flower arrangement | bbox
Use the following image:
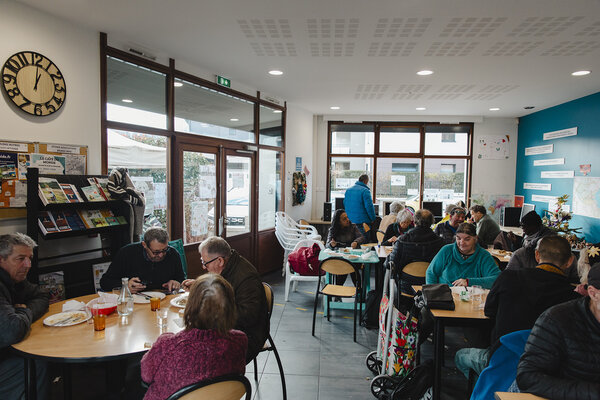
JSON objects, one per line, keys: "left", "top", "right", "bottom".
{"left": 542, "top": 194, "right": 585, "bottom": 247}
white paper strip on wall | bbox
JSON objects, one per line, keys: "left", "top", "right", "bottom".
{"left": 0, "top": 141, "right": 28, "bottom": 152}
{"left": 531, "top": 194, "right": 557, "bottom": 203}
{"left": 543, "top": 127, "right": 577, "bottom": 141}
{"left": 524, "top": 182, "right": 552, "bottom": 190}
{"left": 46, "top": 144, "right": 81, "bottom": 154}
{"left": 540, "top": 171, "right": 575, "bottom": 179}
{"left": 525, "top": 144, "right": 553, "bottom": 156}
{"left": 533, "top": 158, "right": 565, "bottom": 166}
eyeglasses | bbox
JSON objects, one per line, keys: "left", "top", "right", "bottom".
{"left": 149, "top": 247, "right": 169, "bottom": 256}
{"left": 201, "top": 256, "right": 221, "bottom": 267}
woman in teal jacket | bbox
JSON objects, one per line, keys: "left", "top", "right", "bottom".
{"left": 426, "top": 223, "right": 500, "bottom": 289}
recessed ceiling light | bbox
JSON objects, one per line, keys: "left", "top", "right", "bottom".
{"left": 330, "top": 106, "right": 340, "bottom": 110}
{"left": 415, "top": 107, "right": 426, "bottom": 111}
{"left": 230, "top": 118, "right": 239, "bottom": 122}
{"left": 571, "top": 70, "right": 591, "bottom": 76}
{"left": 174, "top": 82, "right": 183, "bottom": 87}
{"left": 268, "top": 70, "right": 283, "bottom": 76}
{"left": 273, "top": 110, "right": 282, "bottom": 114}
{"left": 489, "top": 107, "right": 500, "bottom": 111}
{"left": 417, "top": 70, "right": 433, "bottom": 76}
{"left": 122, "top": 99, "right": 133, "bottom": 103}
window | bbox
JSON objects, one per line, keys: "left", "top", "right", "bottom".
{"left": 328, "top": 122, "right": 472, "bottom": 210}
{"left": 106, "top": 57, "right": 167, "bottom": 129}
{"left": 259, "top": 105, "right": 284, "bottom": 147}
{"left": 258, "top": 149, "right": 282, "bottom": 230}
{"left": 174, "top": 78, "right": 255, "bottom": 143}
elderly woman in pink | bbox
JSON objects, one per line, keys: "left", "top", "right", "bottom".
{"left": 141, "top": 273, "right": 247, "bottom": 400}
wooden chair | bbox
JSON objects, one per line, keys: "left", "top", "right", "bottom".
{"left": 251, "top": 283, "right": 287, "bottom": 400}
{"left": 165, "top": 374, "right": 251, "bottom": 400}
{"left": 399, "top": 261, "right": 429, "bottom": 296}
{"left": 376, "top": 231, "right": 385, "bottom": 245}
{"left": 312, "top": 258, "right": 361, "bottom": 342}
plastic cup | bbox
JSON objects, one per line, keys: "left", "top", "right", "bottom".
{"left": 471, "top": 285, "right": 483, "bottom": 304}
{"left": 156, "top": 308, "right": 169, "bottom": 328}
{"left": 92, "top": 305, "right": 106, "bottom": 331}
{"left": 150, "top": 297, "right": 161, "bottom": 311}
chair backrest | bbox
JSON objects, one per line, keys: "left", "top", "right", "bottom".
{"left": 292, "top": 239, "right": 325, "bottom": 252}
{"left": 167, "top": 374, "right": 251, "bottom": 400}
{"left": 168, "top": 239, "right": 188, "bottom": 279}
{"left": 262, "top": 282, "right": 274, "bottom": 317}
{"left": 320, "top": 258, "right": 356, "bottom": 276}
{"left": 376, "top": 231, "right": 385, "bottom": 244}
{"left": 402, "top": 261, "right": 429, "bottom": 278}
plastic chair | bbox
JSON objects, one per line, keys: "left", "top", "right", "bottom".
{"left": 168, "top": 239, "right": 188, "bottom": 279}
{"left": 285, "top": 239, "right": 325, "bottom": 301}
{"left": 165, "top": 374, "right": 251, "bottom": 400}
{"left": 312, "top": 258, "right": 361, "bottom": 342}
{"left": 252, "top": 283, "right": 287, "bottom": 400}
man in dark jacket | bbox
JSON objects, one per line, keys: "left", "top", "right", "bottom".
{"left": 434, "top": 206, "right": 466, "bottom": 244}
{"left": 0, "top": 233, "right": 49, "bottom": 399}
{"left": 455, "top": 235, "right": 581, "bottom": 379}
{"left": 100, "top": 227, "right": 184, "bottom": 293}
{"left": 183, "top": 236, "right": 268, "bottom": 363}
{"left": 469, "top": 204, "right": 500, "bottom": 248}
{"left": 517, "top": 263, "right": 600, "bottom": 399}
{"left": 386, "top": 209, "right": 444, "bottom": 294}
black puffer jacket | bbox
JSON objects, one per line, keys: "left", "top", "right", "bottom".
{"left": 517, "top": 297, "right": 600, "bottom": 399}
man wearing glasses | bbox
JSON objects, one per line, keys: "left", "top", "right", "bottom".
{"left": 100, "top": 227, "right": 184, "bottom": 293}
{"left": 182, "top": 236, "right": 268, "bottom": 363}
{"left": 434, "top": 206, "right": 466, "bottom": 244}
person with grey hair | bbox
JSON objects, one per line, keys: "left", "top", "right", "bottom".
{"left": 381, "top": 208, "right": 413, "bottom": 246}
{"left": 181, "top": 236, "right": 268, "bottom": 363}
{"left": 434, "top": 206, "right": 466, "bottom": 244}
{"left": 0, "top": 233, "right": 49, "bottom": 400}
{"left": 343, "top": 173, "right": 376, "bottom": 240}
{"left": 100, "top": 227, "right": 184, "bottom": 293}
{"left": 469, "top": 204, "right": 501, "bottom": 248}
{"left": 379, "top": 200, "right": 405, "bottom": 234}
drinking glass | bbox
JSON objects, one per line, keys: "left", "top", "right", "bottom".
{"left": 471, "top": 285, "right": 483, "bottom": 304}
{"left": 91, "top": 304, "right": 106, "bottom": 331}
{"left": 150, "top": 297, "right": 161, "bottom": 311}
{"left": 156, "top": 308, "right": 169, "bottom": 328}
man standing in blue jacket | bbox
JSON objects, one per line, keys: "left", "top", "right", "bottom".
{"left": 343, "top": 174, "right": 376, "bottom": 240}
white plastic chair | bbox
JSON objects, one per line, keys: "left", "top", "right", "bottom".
{"left": 275, "top": 212, "right": 321, "bottom": 240}
{"left": 285, "top": 239, "right": 325, "bottom": 302}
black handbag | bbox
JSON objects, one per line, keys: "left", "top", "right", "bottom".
{"left": 422, "top": 283, "right": 455, "bottom": 310}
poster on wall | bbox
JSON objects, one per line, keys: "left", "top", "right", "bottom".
{"left": 0, "top": 153, "right": 17, "bottom": 180}
{"left": 64, "top": 154, "right": 87, "bottom": 175}
{"left": 470, "top": 193, "right": 513, "bottom": 223}
{"left": 190, "top": 201, "right": 208, "bottom": 236}
{"left": 30, "top": 153, "right": 66, "bottom": 174}
{"left": 533, "top": 158, "right": 564, "bottom": 166}
{"left": 543, "top": 127, "right": 577, "bottom": 141}
{"left": 540, "top": 170, "right": 574, "bottom": 179}
{"left": 525, "top": 144, "right": 553, "bottom": 156}
{"left": 524, "top": 182, "right": 551, "bottom": 191}
{"left": 475, "top": 135, "right": 510, "bottom": 159}
{"left": 572, "top": 176, "right": 600, "bottom": 219}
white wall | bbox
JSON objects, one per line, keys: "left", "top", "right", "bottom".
{"left": 311, "top": 115, "right": 519, "bottom": 220}
{"left": 284, "top": 105, "right": 314, "bottom": 220}
{"left": 0, "top": 1, "right": 100, "bottom": 235}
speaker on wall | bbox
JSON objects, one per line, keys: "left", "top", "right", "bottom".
{"left": 334, "top": 197, "right": 345, "bottom": 212}
{"left": 323, "top": 202, "right": 332, "bottom": 221}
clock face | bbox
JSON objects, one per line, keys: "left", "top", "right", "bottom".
{"left": 2, "top": 51, "right": 66, "bottom": 116}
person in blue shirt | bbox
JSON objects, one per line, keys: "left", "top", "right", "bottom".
{"left": 343, "top": 174, "right": 376, "bottom": 240}
{"left": 426, "top": 222, "right": 500, "bottom": 289}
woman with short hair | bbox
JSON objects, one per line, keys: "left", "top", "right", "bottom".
{"left": 381, "top": 209, "right": 414, "bottom": 246}
{"left": 141, "top": 273, "right": 247, "bottom": 400}
{"left": 379, "top": 201, "right": 405, "bottom": 234}
{"left": 426, "top": 222, "right": 500, "bottom": 289}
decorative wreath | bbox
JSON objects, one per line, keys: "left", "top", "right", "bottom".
{"left": 292, "top": 172, "right": 307, "bottom": 206}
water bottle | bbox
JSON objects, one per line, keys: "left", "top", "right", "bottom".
{"left": 117, "top": 277, "right": 134, "bottom": 316}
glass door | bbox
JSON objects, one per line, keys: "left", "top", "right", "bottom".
{"left": 180, "top": 145, "right": 219, "bottom": 244}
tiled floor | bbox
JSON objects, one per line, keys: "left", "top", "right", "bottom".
{"left": 51, "top": 269, "right": 471, "bottom": 399}
{"left": 250, "top": 270, "right": 471, "bottom": 400}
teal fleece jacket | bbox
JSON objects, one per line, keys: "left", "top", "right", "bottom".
{"left": 426, "top": 243, "right": 500, "bottom": 289}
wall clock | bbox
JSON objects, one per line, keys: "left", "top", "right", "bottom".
{"left": 2, "top": 51, "right": 66, "bottom": 116}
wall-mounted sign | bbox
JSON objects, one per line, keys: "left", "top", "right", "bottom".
{"left": 540, "top": 170, "right": 574, "bottom": 179}
{"left": 543, "top": 127, "right": 577, "bottom": 141}
{"left": 216, "top": 75, "right": 231, "bottom": 88}
{"left": 524, "top": 182, "right": 552, "bottom": 191}
{"left": 390, "top": 175, "right": 406, "bottom": 186}
{"left": 295, "top": 157, "right": 302, "bottom": 171}
{"left": 525, "top": 144, "right": 553, "bottom": 156}
{"left": 0, "top": 141, "right": 28, "bottom": 152}
{"left": 533, "top": 158, "right": 565, "bottom": 166}
{"left": 531, "top": 194, "right": 557, "bottom": 203}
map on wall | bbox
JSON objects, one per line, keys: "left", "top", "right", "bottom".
{"left": 475, "top": 135, "right": 510, "bottom": 160}
{"left": 572, "top": 177, "right": 600, "bottom": 219}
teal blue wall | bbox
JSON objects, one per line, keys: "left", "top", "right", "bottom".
{"left": 516, "top": 91, "right": 600, "bottom": 243}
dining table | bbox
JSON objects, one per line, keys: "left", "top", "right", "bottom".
{"left": 413, "top": 285, "right": 491, "bottom": 400}
{"left": 11, "top": 292, "right": 184, "bottom": 400}
{"left": 494, "top": 392, "right": 547, "bottom": 400}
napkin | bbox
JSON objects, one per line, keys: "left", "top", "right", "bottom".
{"left": 98, "top": 292, "right": 118, "bottom": 303}
{"left": 62, "top": 300, "right": 86, "bottom": 312}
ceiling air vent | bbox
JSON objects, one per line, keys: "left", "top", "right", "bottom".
{"left": 127, "top": 47, "right": 156, "bottom": 61}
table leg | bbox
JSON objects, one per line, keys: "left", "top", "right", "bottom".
{"left": 63, "top": 364, "right": 72, "bottom": 400}
{"left": 433, "top": 318, "right": 444, "bottom": 400}
{"left": 24, "top": 358, "right": 36, "bottom": 400}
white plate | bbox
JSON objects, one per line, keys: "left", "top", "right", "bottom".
{"left": 133, "top": 291, "right": 166, "bottom": 304}
{"left": 170, "top": 293, "right": 189, "bottom": 308}
{"left": 43, "top": 311, "right": 91, "bottom": 327}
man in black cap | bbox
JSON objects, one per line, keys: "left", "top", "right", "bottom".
{"left": 434, "top": 206, "right": 466, "bottom": 244}
{"left": 506, "top": 211, "right": 557, "bottom": 271}
{"left": 517, "top": 263, "right": 600, "bottom": 398}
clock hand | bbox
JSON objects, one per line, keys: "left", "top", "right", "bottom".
{"left": 34, "top": 67, "right": 41, "bottom": 91}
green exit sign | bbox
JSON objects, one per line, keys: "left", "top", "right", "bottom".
{"left": 216, "top": 75, "right": 231, "bottom": 87}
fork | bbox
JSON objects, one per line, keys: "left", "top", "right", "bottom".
{"left": 49, "top": 315, "right": 78, "bottom": 327}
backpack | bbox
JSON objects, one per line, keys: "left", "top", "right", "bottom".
{"left": 360, "top": 289, "right": 382, "bottom": 329}
{"left": 287, "top": 243, "right": 323, "bottom": 276}
{"left": 383, "top": 359, "right": 433, "bottom": 400}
